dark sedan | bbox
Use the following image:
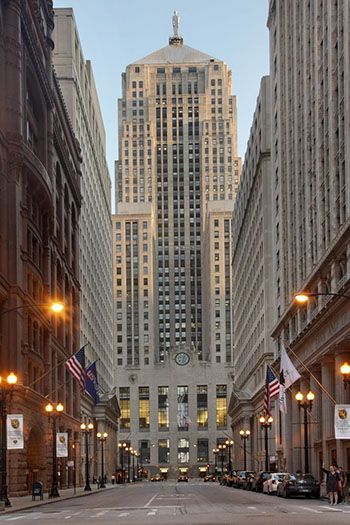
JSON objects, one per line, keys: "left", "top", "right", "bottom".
{"left": 277, "top": 474, "right": 320, "bottom": 498}
{"left": 252, "top": 471, "right": 272, "bottom": 492}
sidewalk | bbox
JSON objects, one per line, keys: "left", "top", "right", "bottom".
{"left": 1, "top": 483, "right": 121, "bottom": 514}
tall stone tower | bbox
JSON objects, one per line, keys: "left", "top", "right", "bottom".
{"left": 113, "top": 14, "right": 241, "bottom": 478}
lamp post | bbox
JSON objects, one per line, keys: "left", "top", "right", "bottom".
{"left": 125, "top": 446, "right": 131, "bottom": 482}
{"left": 0, "top": 372, "right": 18, "bottom": 507}
{"left": 295, "top": 391, "right": 314, "bottom": 473}
{"left": 340, "top": 362, "right": 350, "bottom": 390}
{"left": 259, "top": 415, "right": 273, "bottom": 471}
{"left": 131, "top": 449, "right": 136, "bottom": 481}
{"left": 212, "top": 448, "right": 218, "bottom": 473}
{"left": 96, "top": 432, "right": 108, "bottom": 488}
{"left": 80, "top": 422, "right": 93, "bottom": 491}
{"left": 218, "top": 444, "right": 226, "bottom": 474}
{"left": 225, "top": 439, "right": 234, "bottom": 472}
{"left": 239, "top": 430, "right": 250, "bottom": 470}
{"left": 0, "top": 302, "right": 64, "bottom": 319}
{"left": 45, "top": 401, "right": 64, "bottom": 498}
{"left": 118, "top": 442, "right": 127, "bottom": 483}
{"left": 294, "top": 292, "right": 350, "bottom": 304}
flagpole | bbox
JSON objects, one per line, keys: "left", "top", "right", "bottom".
{"left": 284, "top": 342, "right": 337, "bottom": 405}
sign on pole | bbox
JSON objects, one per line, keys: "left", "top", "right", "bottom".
{"left": 7, "top": 415, "right": 24, "bottom": 449}
{"left": 335, "top": 405, "right": 350, "bottom": 439}
{"left": 56, "top": 432, "right": 68, "bottom": 457}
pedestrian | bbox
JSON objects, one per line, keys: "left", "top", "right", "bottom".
{"left": 323, "top": 465, "right": 340, "bottom": 505}
{"left": 338, "top": 467, "right": 350, "bottom": 505}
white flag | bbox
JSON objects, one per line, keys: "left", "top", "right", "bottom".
{"left": 7, "top": 415, "right": 24, "bottom": 449}
{"left": 279, "top": 378, "right": 287, "bottom": 414}
{"left": 280, "top": 347, "right": 300, "bottom": 389}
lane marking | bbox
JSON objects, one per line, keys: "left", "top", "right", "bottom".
{"left": 144, "top": 493, "right": 158, "bottom": 507}
{"left": 147, "top": 511, "right": 156, "bottom": 516}
{"left": 118, "top": 512, "right": 130, "bottom": 517}
{"left": 297, "top": 506, "right": 322, "bottom": 514}
{"left": 247, "top": 506, "right": 257, "bottom": 509}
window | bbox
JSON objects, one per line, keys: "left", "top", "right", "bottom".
{"left": 177, "top": 386, "right": 189, "bottom": 430}
{"left": 178, "top": 438, "right": 189, "bottom": 463}
{"left": 158, "top": 386, "right": 169, "bottom": 430}
{"left": 158, "top": 439, "right": 170, "bottom": 463}
{"left": 216, "top": 385, "right": 227, "bottom": 429}
{"left": 197, "top": 385, "right": 208, "bottom": 430}
{"left": 197, "top": 438, "right": 209, "bottom": 462}
{"left": 119, "top": 387, "right": 130, "bottom": 430}
{"left": 139, "top": 439, "right": 150, "bottom": 464}
{"left": 139, "top": 387, "right": 150, "bottom": 430}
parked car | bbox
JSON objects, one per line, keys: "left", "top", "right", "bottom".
{"left": 251, "top": 471, "right": 272, "bottom": 492}
{"left": 263, "top": 473, "right": 288, "bottom": 494}
{"left": 277, "top": 474, "right": 320, "bottom": 499}
{"left": 242, "top": 472, "right": 256, "bottom": 490}
{"left": 235, "top": 471, "right": 255, "bottom": 489}
{"left": 226, "top": 471, "right": 237, "bottom": 487}
{"left": 150, "top": 475, "right": 161, "bottom": 482}
{"left": 204, "top": 474, "right": 217, "bottom": 482}
{"left": 177, "top": 475, "right": 188, "bottom": 482}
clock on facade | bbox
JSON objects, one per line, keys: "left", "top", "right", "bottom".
{"left": 175, "top": 352, "right": 190, "bottom": 366}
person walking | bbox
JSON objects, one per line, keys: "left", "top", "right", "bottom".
{"left": 323, "top": 465, "right": 341, "bottom": 505}
{"left": 338, "top": 467, "right": 350, "bottom": 505}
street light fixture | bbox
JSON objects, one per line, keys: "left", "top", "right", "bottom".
{"left": 239, "top": 430, "right": 250, "bottom": 470}
{"left": 294, "top": 291, "right": 350, "bottom": 304}
{"left": 0, "top": 302, "right": 65, "bottom": 318}
{"left": 118, "top": 442, "right": 127, "bottom": 483}
{"left": 96, "top": 432, "right": 108, "bottom": 488}
{"left": 340, "top": 362, "right": 350, "bottom": 390}
{"left": 217, "top": 444, "right": 226, "bottom": 474}
{"left": 80, "top": 421, "right": 94, "bottom": 491}
{"left": 259, "top": 415, "right": 273, "bottom": 471}
{"left": 295, "top": 391, "right": 314, "bottom": 473}
{"left": 0, "top": 372, "right": 18, "bottom": 507}
{"left": 45, "top": 401, "right": 64, "bottom": 498}
{"left": 225, "top": 439, "right": 234, "bottom": 472}
{"left": 212, "top": 448, "right": 219, "bottom": 474}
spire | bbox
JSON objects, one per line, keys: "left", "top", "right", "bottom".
{"left": 169, "top": 10, "right": 183, "bottom": 46}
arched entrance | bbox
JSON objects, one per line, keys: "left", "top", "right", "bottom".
{"left": 26, "top": 426, "right": 46, "bottom": 493}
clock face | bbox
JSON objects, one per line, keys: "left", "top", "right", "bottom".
{"left": 175, "top": 352, "right": 190, "bottom": 366}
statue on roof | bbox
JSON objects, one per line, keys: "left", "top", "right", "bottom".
{"left": 172, "top": 10, "right": 180, "bottom": 38}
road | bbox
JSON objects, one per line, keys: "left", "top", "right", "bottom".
{"left": 1, "top": 481, "right": 350, "bottom": 524}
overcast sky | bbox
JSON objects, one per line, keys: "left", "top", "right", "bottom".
{"left": 53, "top": 0, "right": 270, "bottom": 210}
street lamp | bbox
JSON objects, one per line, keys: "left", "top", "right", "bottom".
{"left": 294, "top": 291, "right": 350, "bottom": 305}
{"left": 259, "top": 414, "right": 273, "bottom": 471}
{"left": 225, "top": 440, "right": 234, "bottom": 472}
{"left": 125, "top": 446, "right": 131, "bottom": 482}
{"left": 118, "top": 442, "right": 127, "bottom": 483}
{"left": 80, "top": 422, "right": 94, "bottom": 491}
{"left": 0, "top": 302, "right": 65, "bottom": 318}
{"left": 96, "top": 432, "right": 108, "bottom": 488}
{"left": 130, "top": 449, "right": 136, "bottom": 482}
{"left": 218, "top": 444, "right": 226, "bottom": 474}
{"left": 295, "top": 391, "right": 314, "bottom": 473}
{"left": 0, "top": 372, "right": 18, "bottom": 506}
{"left": 212, "top": 448, "right": 219, "bottom": 473}
{"left": 239, "top": 430, "right": 250, "bottom": 470}
{"left": 45, "top": 401, "right": 64, "bottom": 498}
{"left": 340, "top": 362, "right": 350, "bottom": 390}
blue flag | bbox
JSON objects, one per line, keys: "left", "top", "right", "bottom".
{"left": 85, "top": 362, "right": 100, "bottom": 405}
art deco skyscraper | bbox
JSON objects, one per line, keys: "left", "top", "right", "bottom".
{"left": 113, "top": 15, "right": 241, "bottom": 477}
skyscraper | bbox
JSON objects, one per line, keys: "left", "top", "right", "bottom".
{"left": 113, "top": 14, "right": 240, "bottom": 478}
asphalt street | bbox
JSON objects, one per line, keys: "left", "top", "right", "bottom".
{"left": 1, "top": 481, "right": 350, "bottom": 525}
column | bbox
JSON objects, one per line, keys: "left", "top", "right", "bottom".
{"left": 321, "top": 358, "right": 335, "bottom": 466}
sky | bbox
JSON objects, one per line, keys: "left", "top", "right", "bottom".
{"left": 53, "top": 0, "right": 270, "bottom": 210}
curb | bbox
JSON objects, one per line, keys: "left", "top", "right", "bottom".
{"left": 2, "top": 485, "right": 119, "bottom": 515}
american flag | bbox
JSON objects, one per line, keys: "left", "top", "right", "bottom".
{"left": 65, "top": 346, "right": 86, "bottom": 390}
{"left": 264, "top": 365, "right": 280, "bottom": 416}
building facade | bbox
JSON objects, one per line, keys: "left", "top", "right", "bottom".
{"left": 0, "top": 0, "right": 82, "bottom": 494}
{"left": 268, "top": 0, "right": 350, "bottom": 477}
{"left": 229, "top": 76, "right": 276, "bottom": 471}
{"left": 113, "top": 18, "right": 240, "bottom": 477}
{"left": 53, "top": 8, "right": 118, "bottom": 481}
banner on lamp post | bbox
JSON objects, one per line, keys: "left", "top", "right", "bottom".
{"left": 7, "top": 414, "right": 24, "bottom": 449}
{"left": 335, "top": 405, "right": 350, "bottom": 439}
{"left": 56, "top": 432, "right": 68, "bottom": 457}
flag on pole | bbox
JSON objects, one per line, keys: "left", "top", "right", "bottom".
{"left": 65, "top": 346, "right": 86, "bottom": 389}
{"left": 279, "top": 369, "right": 287, "bottom": 413}
{"left": 279, "top": 347, "right": 301, "bottom": 414}
{"left": 85, "top": 361, "right": 100, "bottom": 405}
{"left": 280, "top": 346, "right": 300, "bottom": 389}
{"left": 264, "top": 365, "right": 280, "bottom": 416}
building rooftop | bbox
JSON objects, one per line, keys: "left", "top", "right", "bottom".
{"left": 132, "top": 42, "right": 218, "bottom": 66}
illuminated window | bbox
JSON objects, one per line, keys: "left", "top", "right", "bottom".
{"left": 216, "top": 384, "right": 227, "bottom": 429}
{"left": 178, "top": 438, "right": 189, "bottom": 463}
{"left": 139, "top": 386, "right": 150, "bottom": 430}
{"left": 158, "top": 386, "right": 169, "bottom": 430}
{"left": 119, "top": 387, "right": 130, "bottom": 430}
{"left": 197, "top": 385, "right": 208, "bottom": 430}
{"left": 158, "top": 439, "right": 170, "bottom": 463}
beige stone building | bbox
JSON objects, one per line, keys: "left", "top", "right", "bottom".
{"left": 268, "top": 0, "right": 350, "bottom": 477}
{"left": 113, "top": 19, "right": 241, "bottom": 478}
{"left": 53, "top": 9, "right": 118, "bottom": 481}
{"left": 229, "top": 76, "right": 276, "bottom": 471}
